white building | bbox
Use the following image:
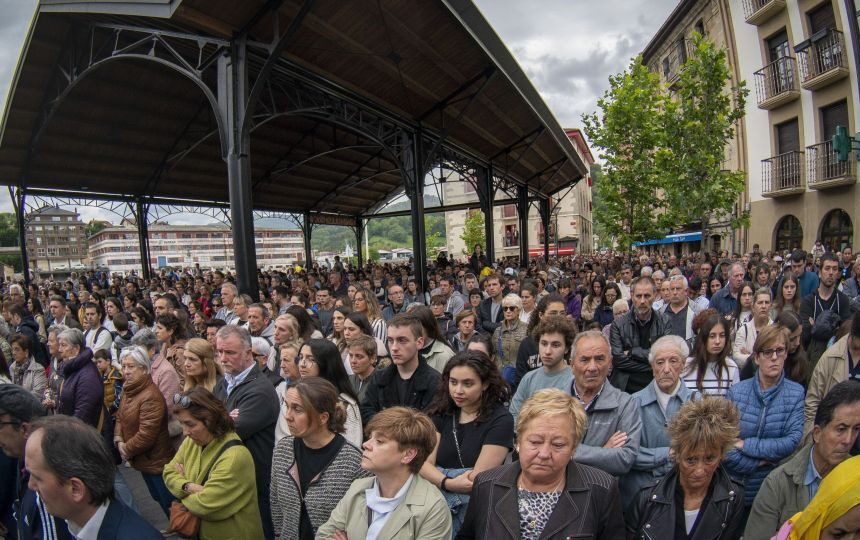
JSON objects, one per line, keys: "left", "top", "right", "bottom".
{"left": 88, "top": 223, "right": 304, "bottom": 274}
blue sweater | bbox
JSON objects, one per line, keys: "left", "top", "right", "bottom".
{"left": 724, "top": 373, "right": 804, "bottom": 506}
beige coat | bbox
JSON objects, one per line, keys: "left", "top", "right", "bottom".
{"left": 804, "top": 335, "right": 850, "bottom": 436}
{"left": 316, "top": 474, "right": 451, "bottom": 540}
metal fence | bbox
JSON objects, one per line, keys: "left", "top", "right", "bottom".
{"left": 797, "top": 29, "right": 846, "bottom": 82}
{"left": 754, "top": 57, "right": 797, "bottom": 105}
{"left": 762, "top": 151, "right": 804, "bottom": 194}
{"left": 807, "top": 140, "right": 854, "bottom": 185}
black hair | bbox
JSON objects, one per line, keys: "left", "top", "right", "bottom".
{"left": 814, "top": 379, "right": 860, "bottom": 428}
{"left": 305, "top": 339, "right": 359, "bottom": 403}
{"left": 425, "top": 350, "right": 510, "bottom": 420}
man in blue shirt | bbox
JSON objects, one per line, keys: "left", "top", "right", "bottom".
{"left": 709, "top": 262, "right": 745, "bottom": 316}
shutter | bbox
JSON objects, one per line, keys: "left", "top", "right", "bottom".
{"left": 768, "top": 30, "right": 790, "bottom": 61}
{"left": 821, "top": 100, "right": 848, "bottom": 141}
{"left": 777, "top": 119, "right": 800, "bottom": 153}
{"left": 809, "top": 3, "right": 836, "bottom": 34}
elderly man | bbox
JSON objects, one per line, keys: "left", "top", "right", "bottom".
{"left": 381, "top": 282, "right": 409, "bottom": 321}
{"left": 24, "top": 416, "right": 160, "bottom": 539}
{"left": 246, "top": 303, "right": 274, "bottom": 345}
{"left": 609, "top": 276, "right": 670, "bottom": 393}
{"left": 214, "top": 282, "right": 239, "bottom": 324}
{"left": 266, "top": 314, "right": 295, "bottom": 372}
{"left": 710, "top": 262, "right": 745, "bottom": 316}
{"left": 660, "top": 275, "right": 700, "bottom": 342}
{"left": 0, "top": 386, "right": 71, "bottom": 540}
{"left": 746, "top": 380, "right": 860, "bottom": 540}
{"left": 251, "top": 336, "right": 281, "bottom": 387}
{"left": 570, "top": 330, "right": 642, "bottom": 477}
{"left": 213, "top": 325, "right": 279, "bottom": 539}
{"left": 621, "top": 336, "right": 699, "bottom": 509}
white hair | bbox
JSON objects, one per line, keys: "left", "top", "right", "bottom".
{"left": 648, "top": 335, "right": 690, "bottom": 364}
{"left": 668, "top": 274, "right": 688, "bottom": 288}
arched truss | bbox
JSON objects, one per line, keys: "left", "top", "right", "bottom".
{"left": 17, "top": 191, "right": 135, "bottom": 226}
{"left": 147, "top": 205, "right": 231, "bottom": 226}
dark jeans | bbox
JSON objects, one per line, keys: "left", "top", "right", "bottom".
{"left": 141, "top": 472, "right": 175, "bottom": 517}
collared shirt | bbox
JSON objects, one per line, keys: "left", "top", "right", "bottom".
{"left": 66, "top": 502, "right": 109, "bottom": 540}
{"left": 224, "top": 363, "right": 255, "bottom": 396}
{"left": 571, "top": 379, "right": 605, "bottom": 412}
{"left": 365, "top": 474, "right": 414, "bottom": 540}
{"left": 804, "top": 445, "right": 824, "bottom": 499}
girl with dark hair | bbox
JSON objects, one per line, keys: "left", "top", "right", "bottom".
{"left": 682, "top": 311, "right": 740, "bottom": 396}
{"left": 730, "top": 281, "right": 756, "bottom": 339}
{"left": 26, "top": 296, "right": 48, "bottom": 342}
{"left": 708, "top": 276, "right": 724, "bottom": 300}
{"left": 404, "top": 278, "right": 425, "bottom": 306}
{"left": 421, "top": 350, "right": 514, "bottom": 535}
{"left": 285, "top": 304, "right": 322, "bottom": 342}
{"left": 297, "top": 339, "right": 362, "bottom": 446}
{"left": 270, "top": 377, "right": 369, "bottom": 540}
{"left": 0, "top": 346, "right": 10, "bottom": 383}
{"left": 512, "top": 293, "right": 568, "bottom": 390}
{"left": 342, "top": 310, "right": 387, "bottom": 365}
{"left": 771, "top": 273, "right": 800, "bottom": 318}
{"left": 103, "top": 297, "right": 125, "bottom": 334}
{"left": 328, "top": 306, "right": 351, "bottom": 351}
{"left": 131, "top": 306, "right": 154, "bottom": 333}
{"left": 164, "top": 387, "right": 263, "bottom": 539}
{"left": 739, "top": 310, "right": 809, "bottom": 386}
{"left": 156, "top": 313, "right": 189, "bottom": 386}
{"left": 580, "top": 276, "right": 606, "bottom": 325}
{"left": 465, "top": 333, "right": 496, "bottom": 363}
{"left": 594, "top": 282, "right": 621, "bottom": 328}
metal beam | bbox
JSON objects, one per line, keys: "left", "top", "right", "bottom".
{"left": 10, "top": 187, "right": 30, "bottom": 287}
{"left": 517, "top": 185, "right": 529, "bottom": 264}
{"left": 135, "top": 200, "right": 152, "bottom": 280}
{"left": 539, "top": 197, "right": 550, "bottom": 263}
{"left": 407, "top": 130, "right": 427, "bottom": 289}
{"left": 476, "top": 165, "right": 495, "bottom": 262}
{"left": 302, "top": 211, "right": 313, "bottom": 266}
{"left": 309, "top": 148, "right": 387, "bottom": 207}
{"left": 252, "top": 121, "right": 323, "bottom": 191}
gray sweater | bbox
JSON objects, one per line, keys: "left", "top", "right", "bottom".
{"left": 510, "top": 367, "right": 574, "bottom": 421}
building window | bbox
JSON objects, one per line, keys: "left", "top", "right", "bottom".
{"left": 502, "top": 204, "right": 517, "bottom": 218}
{"left": 695, "top": 19, "right": 705, "bottom": 36}
{"left": 820, "top": 209, "right": 853, "bottom": 251}
{"left": 504, "top": 224, "right": 519, "bottom": 247}
{"left": 51, "top": 216, "right": 60, "bottom": 222}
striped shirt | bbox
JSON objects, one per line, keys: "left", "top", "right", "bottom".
{"left": 682, "top": 357, "right": 740, "bottom": 396}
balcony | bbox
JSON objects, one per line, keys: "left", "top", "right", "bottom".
{"left": 754, "top": 57, "right": 800, "bottom": 109}
{"left": 762, "top": 151, "right": 806, "bottom": 197}
{"left": 743, "top": 0, "right": 786, "bottom": 25}
{"left": 806, "top": 140, "right": 857, "bottom": 189}
{"left": 797, "top": 29, "right": 849, "bottom": 91}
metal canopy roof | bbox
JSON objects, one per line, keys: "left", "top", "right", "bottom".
{"left": 0, "top": 0, "right": 587, "bottom": 218}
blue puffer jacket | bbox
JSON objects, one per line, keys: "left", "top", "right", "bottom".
{"left": 724, "top": 373, "right": 804, "bottom": 506}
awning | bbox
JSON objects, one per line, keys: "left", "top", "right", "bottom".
{"left": 633, "top": 232, "right": 702, "bottom": 247}
{"left": 528, "top": 246, "right": 576, "bottom": 256}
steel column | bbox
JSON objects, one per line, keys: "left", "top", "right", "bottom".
{"left": 355, "top": 218, "right": 365, "bottom": 268}
{"left": 409, "top": 131, "right": 428, "bottom": 289}
{"left": 135, "top": 200, "right": 152, "bottom": 280}
{"left": 13, "top": 188, "right": 30, "bottom": 288}
{"left": 303, "top": 211, "right": 313, "bottom": 267}
{"left": 539, "top": 197, "right": 551, "bottom": 263}
{"left": 476, "top": 166, "right": 495, "bottom": 263}
{"left": 220, "top": 38, "right": 258, "bottom": 297}
{"left": 517, "top": 185, "right": 530, "bottom": 264}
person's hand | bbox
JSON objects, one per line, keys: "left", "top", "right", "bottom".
{"left": 117, "top": 443, "right": 128, "bottom": 460}
{"left": 446, "top": 471, "right": 474, "bottom": 494}
{"left": 333, "top": 530, "right": 349, "bottom": 540}
{"left": 174, "top": 462, "right": 186, "bottom": 477}
{"left": 229, "top": 408, "right": 240, "bottom": 419}
{"left": 603, "top": 431, "right": 627, "bottom": 449}
{"left": 42, "top": 398, "right": 55, "bottom": 409}
{"left": 185, "top": 482, "right": 203, "bottom": 494}
{"left": 733, "top": 439, "right": 744, "bottom": 450}
{"left": 740, "top": 347, "right": 749, "bottom": 355}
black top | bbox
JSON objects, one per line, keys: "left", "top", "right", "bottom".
{"left": 672, "top": 478, "right": 714, "bottom": 540}
{"left": 395, "top": 372, "right": 413, "bottom": 405}
{"left": 431, "top": 403, "right": 514, "bottom": 469}
{"left": 665, "top": 304, "right": 688, "bottom": 338}
{"left": 294, "top": 434, "right": 345, "bottom": 540}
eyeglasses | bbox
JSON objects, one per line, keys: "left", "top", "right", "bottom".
{"left": 760, "top": 347, "right": 787, "bottom": 358}
{"left": 173, "top": 393, "right": 192, "bottom": 408}
{"left": 502, "top": 306, "right": 518, "bottom": 311}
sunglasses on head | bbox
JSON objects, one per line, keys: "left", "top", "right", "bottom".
{"left": 173, "top": 393, "right": 192, "bottom": 408}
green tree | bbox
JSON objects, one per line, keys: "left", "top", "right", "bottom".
{"left": 589, "top": 164, "right": 611, "bottom": 249}
{"left": 84, "top": 220, "right": 108, "bottom": 238}
{"left": 583, "top": 58, "right": 671, "bottom": 250}
{"left": 460, "top": 210, "right": 485, "bottom": 255}
{"left": 662, "top": 34, "right": 749, "bottom": 233}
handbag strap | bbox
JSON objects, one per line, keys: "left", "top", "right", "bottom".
{"left": 201, "top": 440, "right": 242, "bottom": 485}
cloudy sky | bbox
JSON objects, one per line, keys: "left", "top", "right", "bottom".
{"left": 0, "top": 0, "right": 678, "bottom": 222}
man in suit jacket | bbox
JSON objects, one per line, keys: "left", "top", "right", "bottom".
{"left": 47, "top": 295, "right": 82, "bottom": 330}
{"left": 23, "top": 416, "right": 161, "bottom": 540}
{"left": 477, "top": 274, "right": 505, "bottom": 334}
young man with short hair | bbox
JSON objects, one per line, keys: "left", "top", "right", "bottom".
{"left": 801, "top": 253, "right": 856, "bottom": 364}
{"left": 477, "top": 274, "right": 505, "bottom": 334}
{"left": 360, "top": 314, "right": 441, "bottom": 424}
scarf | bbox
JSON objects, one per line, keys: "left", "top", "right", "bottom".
{"left": 364, "top": 475, "right": 413, "bottom": 540}
{"left": 786, "top": 455, "right": 860, "bottom": 539}
{"left": 12, "top": 358, "right": 31, "bottom": 387}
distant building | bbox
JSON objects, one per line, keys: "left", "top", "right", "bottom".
{"left": 443, "top": 129, "right": 594, "bottom": 259}
{"left": 89, "top": 223, "right": 304, "bottom": 274}
{"left": 25, "top": 207, "right": 88, "bottom": 272}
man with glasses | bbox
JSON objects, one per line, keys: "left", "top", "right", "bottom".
{"left": 213, "top": 325, "right": 278, "bottom": 539}
{"left": 381, "top": 283, "right": 409, "bottom": 321}
{"left": 0, "top": 385, "right": 71, "bottom": 540}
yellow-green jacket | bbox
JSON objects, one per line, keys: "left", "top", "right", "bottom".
{"left": 163, "top": 431, "right": 263, "bottom": 540}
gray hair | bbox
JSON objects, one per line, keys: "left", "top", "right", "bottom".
{"left": 640, "top": 266, "right": 653, "bottom": 277}
{"left": 57, "top": 328, "right": 85, "bottom": 351}
{"left": 501, "top": 293, "right": 523, "bottom": 310}
{"left": 571, "top": 330, "right": 610, "bottom": 359}
{"left": 251, "top": 336, "right": 271, "bottom": 358}
{"left": 221, "top": 283, "right": 238, "bottom": 295}
{"left": 754, "top": 287, "right": 773, "bottom": 301}
{"left": 612, "top": 299, "right": 629, "bottom": 315}
{"left": 652, "top": 270, "right": 665, "bottom": 280}
{"left": 130, "top": 328, "right": 158, "bottom": 351}
{"left": 216, "top": 324, "right": 252, "bottom": 351}
{"left": 47, "top": 324, "right": 68, "bottom": 338}
{"left": 648, "top": 335, "right": 690, "bottom": 363}
{"left": 668, "top": 274, "right": 688, "bottom": 288}
{"left": 119, "top": 345, "right": 152, "bottom": 374}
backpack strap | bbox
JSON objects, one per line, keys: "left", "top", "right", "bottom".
{"left": 201, "top": 440, "right": 242, "bottom": 485}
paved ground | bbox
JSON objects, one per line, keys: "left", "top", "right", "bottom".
{"left": 118, "top": 466, "right": 178, "bottom": 538}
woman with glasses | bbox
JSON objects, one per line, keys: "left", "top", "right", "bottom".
{"left": 163, "top": 387, "right": 264, "bottom": 539}
{"left": 725, "top": 324, "right": 805, "bottom": 511}
{"left": 626, "top": 397, "right": 745, "bottom": 538}
{"left": 270, "top": 377, "right": 370, "bottom": 540}
{"left": 492, "top": 293, "right": 528, "bottom": 385}
{"left": 297, "top": 338, "right": 362, "bottom": 447}
{"left": 114, "top": 346, "right": 175, "bottom": 516}
{"left": 595, "top": 283, "right": 621, "bottom": 329}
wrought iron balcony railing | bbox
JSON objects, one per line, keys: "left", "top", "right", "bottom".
{"left": 797, "top": 29, "right": 848, "bottom": 89}
{"left": 754, "top": 57, "right": 799, "bottom": 109}
{"left": 762, "top": 151, "right": 805, "bottom": 196}
{"left": 806, "top": 140, "right": 856, "bottom": 188}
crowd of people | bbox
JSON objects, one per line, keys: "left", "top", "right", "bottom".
{"left": 0, "top": 244, "right": 859, "bottom": 539}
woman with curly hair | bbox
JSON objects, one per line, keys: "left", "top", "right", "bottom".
{"left": 420, "top": 350, "right": 514, "bottom": 536}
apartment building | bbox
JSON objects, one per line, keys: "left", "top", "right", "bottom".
{"left": 642, "top": 0, "right": 748, "bottom": 255}
{"left": 734, "top": 0, "right": 858, "bottom": 252}
{"left": 25, "top": 206, "right": 88, "bottom": 271}
{"left": 89, "top": 223, "right": 304, "bottom": 274}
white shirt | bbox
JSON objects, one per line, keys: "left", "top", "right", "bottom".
{"left": 224, "top": 363, "right": 255, "bottom": 396}
{"left": 66, "top": 502, "right": 109, "bottom": 540}
{"left": 365, "top": 475, "right": 414, "bottom": 540}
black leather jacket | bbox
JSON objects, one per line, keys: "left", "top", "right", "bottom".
{"left": 609, "top": 309, "right": 669, "bottom": 391}
{"left": 625, "top": 466, "right": 744, "bottom": 540}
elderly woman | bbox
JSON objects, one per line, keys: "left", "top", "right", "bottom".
{"left": 458, "top": 388, "right": 624, "bottom": 539}
{"left": 9, "top": 333, "right": 47, "bottom": 398}
{"left": 626, "top": 397, "right": 745, "bottom": 538}
{"left": 271, "top": 377, "right": 369, "bottom": 540}
{"left": 182, "top": 337, "right": 222, "bottom": 392}
{"left": 42, "top": 323, "right": 68, "bottom": 412}
{"left": 621, "top": 336, "right": 700, "bottom": 509}
{"left": 132, "top": 328, "right": 182, "bottom": 443}
{"left": 317, "top": 406, "right": 451, "bottom": 540}
{"left": 163, "top": 387, "right": 263, "bottom": 539}
{"left": 450, "top": 310, "right": 478, "bottom": 352}
{"left": 492, "top": 293, "right": 528, "bottom": 384}
{"left": 725, "top": 324, "right": 805, "bottom": 509}
{"left": 114, "top": 345, "right": 175, "bottom": 516}
{"left": 56, "top": 328, "right": 103, "bottom": 428}
{"left": 771, "top": 455, "right": 860, "bottom": 539}
{"left": 603, "top": 298, "right": 630, "bottom": 341}
{"left": 733, "top": 287, "right": 773, "bottom": 368}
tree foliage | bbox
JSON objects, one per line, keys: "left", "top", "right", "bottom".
{"left": 583, "top": 34, "right": 747, "bottom": 250}
{"left": 85, "top": 220, "right": 108, "bottom": 238}
{"left": 312, "top": 214, "right": 446, "bottom": 261}
{"left": 459, "top": 210, "right": 485, "bottom": 256}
